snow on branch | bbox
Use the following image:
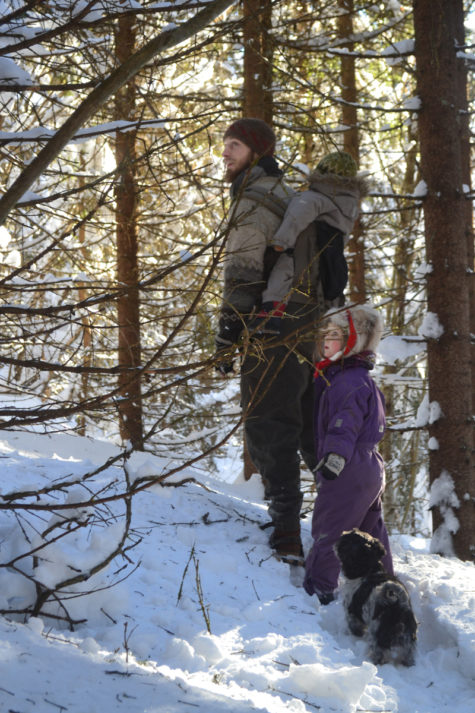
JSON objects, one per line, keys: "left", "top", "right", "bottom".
{"left": 0, "top": 0, "right": 237, "bottom": 226}
{"left": 0, "top": 118, "right": 167, "bottom": 147}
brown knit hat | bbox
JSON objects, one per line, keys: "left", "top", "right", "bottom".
{"left": 223, "top": 118, "right": 276, "bottom": 157}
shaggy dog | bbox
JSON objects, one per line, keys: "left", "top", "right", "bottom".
{"left": 335, "top": 529, "right": 417, "bottom": 666}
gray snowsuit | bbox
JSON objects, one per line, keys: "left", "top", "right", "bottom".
{"left": 262, "top": 171, "right": 365, "bottom": 305}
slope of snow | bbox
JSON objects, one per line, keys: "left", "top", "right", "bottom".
{"left": 0, "top": 431, "right": 474, "bottom": 713}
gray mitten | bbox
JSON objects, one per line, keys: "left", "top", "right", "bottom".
{"left": 316, "top": 453, "right": 346, "bottom": 481}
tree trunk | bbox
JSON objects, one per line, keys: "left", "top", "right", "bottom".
{"left": 454, "top": 7, "right": 475, "bottom": 427}
{"left": 115, "top": 14, "right": 144, "bottom": 449}
{"left": 337, "top": 0, "right": 365, "bottom": 303}
{"left": 413, "top": 0, "right": 474, "bottom": 560}
{"left": 242, "top": 0, "right": 273, "bottom": 122}
{"left": 77, "top": 147, "right": 91, "bottom": 437}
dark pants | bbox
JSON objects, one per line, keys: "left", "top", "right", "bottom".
{"left": 240, "top": 302, "right": 320, "bottom": 531}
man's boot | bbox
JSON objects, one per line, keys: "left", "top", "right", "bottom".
{"left": 269, "top": 526, "right": 304, "bottom": 566}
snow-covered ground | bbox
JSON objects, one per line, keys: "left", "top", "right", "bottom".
{"left": 0, "top": 430, "right": 474, "bottom": 713}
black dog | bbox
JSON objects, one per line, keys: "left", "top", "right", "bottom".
{"left": 335, "top": 529, "right": 417, "bottom": 666}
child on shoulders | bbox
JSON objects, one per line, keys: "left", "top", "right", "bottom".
{"left": 251, "top": 151, "right": 366, "bottom": 334}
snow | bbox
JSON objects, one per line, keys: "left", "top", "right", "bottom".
{"left": 419, "top": 312, "right": 444, "bottom": 340}
{"left": 427, "top": 473, "right": 462, "bottom": 557}
{"left": 0, "top": 119, "right": 167, "bottom": 146}
{"left": 413, "top": 397, "right": 444, "bottom": 429}
{"left": 384, "top": 0, "right": 405, "bottom": 16}
{"left": 69, "top": 0, "right": 145, "bottom": 22}
{"left": 428, "top": 401, "right": 443, "bottom": 424}
{"left": 403, "top": 96, "right": 421, "bottom": 111}
{"left": 382, "top": 39, "right": 415, "bottom": 65}
{"left": 379, "top": 334, "right": 424, "bottom": 365}
{"left": 413, "top": 179, "right": 428, "bottom": 197}
{"left": 0, "top": 56, "right": 32, "bottom": 84}
{"left": 1, "top": 430, "right": 474, "bottom": 713}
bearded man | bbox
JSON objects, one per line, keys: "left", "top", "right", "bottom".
{"left": 214, "top": 118, "right": 323, "bottom": 565}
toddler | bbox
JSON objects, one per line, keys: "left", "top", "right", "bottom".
{"left": 304, "top": 304, "right": 394, "bottom": 604}
{"left": 251, "top": 151, "right": 365, "bottom": 334}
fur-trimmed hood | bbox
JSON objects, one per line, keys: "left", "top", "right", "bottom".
{"left": 323, "top": 304, "right": 384, "bottom": 356}
{"left": 308, "top": 170, "right": 369, "bottom": 198}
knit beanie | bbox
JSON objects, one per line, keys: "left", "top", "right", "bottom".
{"left": 317, "top": 151, "right": 357, "bottom": 177}
{"left": 223, "top": 118, "right": 276, "bottom": 157}
{"left": 322, "top": 304, "right": 383, "bottom": 356}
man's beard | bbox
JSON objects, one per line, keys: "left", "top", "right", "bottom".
{"left": 224, "top": 162, "right": 251, "bottom": 183}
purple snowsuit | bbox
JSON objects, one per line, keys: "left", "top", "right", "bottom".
{"left": 304, "top": 354, "right": 394, "bottom": 597}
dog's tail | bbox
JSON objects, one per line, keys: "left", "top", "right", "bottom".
{"left": 378, "top": 581, "right": 410, "bottom": 607}
{"left": 373, "top": 581, "right": 418, "bottom": 642}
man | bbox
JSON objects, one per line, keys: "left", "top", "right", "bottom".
{"left": 215, "top": 118, "right": 323, "bottom": 565}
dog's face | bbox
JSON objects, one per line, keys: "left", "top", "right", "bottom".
{"left": 335, "top": 529, "right": 387, "bottom": 579}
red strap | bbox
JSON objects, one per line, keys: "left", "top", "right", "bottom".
{"left": 342, "top": 309, "right": 357, "bottom": 356}
{"left": 257, "top": 301, "right": 287, "bottom": 318}
{"left": 314, "top": 356, "right": 333, "bottom": 378}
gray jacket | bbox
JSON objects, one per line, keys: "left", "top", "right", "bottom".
{"left": 220, "top": 166, "right": 294, "bottom": 322}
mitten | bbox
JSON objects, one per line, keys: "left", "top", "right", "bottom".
{"left": 315, "top": 453, "right": 346, "bottom": 481}
{"left": 214, "top": 314, "right": 242, "bottom": 376}
{"left": 248, "top": 301, "right": 286, "bottom": 336}
{"left": 214, "top": 332, "right": 235, "bottom": 375}
{"left": 214, "top": 355, "right": 235, "bottom": 376}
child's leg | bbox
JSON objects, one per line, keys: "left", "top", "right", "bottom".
{"left": 304, "top": 477, "right": 355, "bottom": 596}
{"left": 262, "top": 253, "right": 293, "bottom": 304}
{"left": 251, "top": 253, "right": 293, "bottom": 335}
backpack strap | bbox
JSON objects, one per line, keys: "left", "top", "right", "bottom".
{"left": 241, "top": 186, "right": 289, "bottom": 219}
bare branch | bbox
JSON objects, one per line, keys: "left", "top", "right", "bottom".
{"left": 0, "top": 0, "right": 237, "bottom": 225}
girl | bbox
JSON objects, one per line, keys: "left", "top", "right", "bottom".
{"left": 304, "top": 304, "right": 394, "bottom": 604}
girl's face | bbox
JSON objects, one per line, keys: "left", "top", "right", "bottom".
{"left": 322, "top": 324, "right": 345, "bottom": 358}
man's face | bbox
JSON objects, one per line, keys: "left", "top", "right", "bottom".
{"left": 222, "top": 137, "right": 255, "bottom": 182}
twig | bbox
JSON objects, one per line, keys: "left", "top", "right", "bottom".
{"left": 177, "top": 702, "right": 200, "bottom": 708}
{"left": 123, "top": 621, "right": 138, "bottom": 664}
{"left": 251, "top": 580, "right": 260, "bottom": 601}
{"left": 43, "top": 698, "right": 68, "bottom": 712}
{"left": 176, "top": 546, "right": 195, "bottom": 605}
{"left": 0, "top": 686, "right": 14, "bottom": 695}
{"left": 270, "top": 687, "right": 321, "bottom": 710}
{"left": 193, "top": 550, "right": 211, "bottom": 634}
